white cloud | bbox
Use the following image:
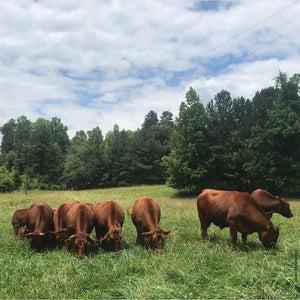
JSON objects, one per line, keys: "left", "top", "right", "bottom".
{"left": 0, "top": 0, "right": 299, "bottom": 137}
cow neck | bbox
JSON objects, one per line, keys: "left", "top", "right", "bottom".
{"left": 76, "top": 208, "right": 89, "bottom": 235}
{"left": 261, "top": 199, "right": 281, "bottom": 213}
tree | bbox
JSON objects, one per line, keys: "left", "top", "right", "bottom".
{"left": 0, "top": 118, "right": 16, "bottom": 154}
{"left": 62, "top": 128, "right": 104, "bottom": 189}
{"left": 102, "top": 125, "right": 135, "bottom": 187}
{"left": 244, "top": 72, "right": 300, "bottom": 194}
{"left": 205, "top": 90, "right": 234, "bottom": 188}
{"left": 133, "top": 110, "right": 174, "bottom": 184}
{"left": 162, "top": 87, "right": 210, "bottom": 192}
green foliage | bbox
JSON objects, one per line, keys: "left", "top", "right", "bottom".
{"left": 163, "top": 87, "right": 210, "bottom": 193}
{"left": 1, "top": 72, "right": 299, "bottom": 193}
{"left": 0, "top": 166, "right": 15, "bottom": 192}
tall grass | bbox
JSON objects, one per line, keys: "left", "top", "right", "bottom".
{"left": 0, "top": 185, "right": 299, "bottom": 298}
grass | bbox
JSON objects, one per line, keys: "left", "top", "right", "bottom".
{"left": 0, "top": 185, "right": 299, "bottom": 299}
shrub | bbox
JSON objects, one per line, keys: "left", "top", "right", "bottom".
{"left": 0, "top": 166, "right": 15, "bottom": 192}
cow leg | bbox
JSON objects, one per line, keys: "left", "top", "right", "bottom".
{"left": 242, "top": 233, "right": 248, "bottom": 250}
{"left": 198, "top": 213, "right": 210, "bottom": 243}
{"left": 95, "top": 226, "right": 100, "bottom": 241}
{"left": 229, "top": 222, "right": 238, "bottom": 250}
{"left": 136, "top": 229, "right": 144, "bottom": 246}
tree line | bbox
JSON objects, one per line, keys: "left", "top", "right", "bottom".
{"left": 1, "top": 72, "right": 299, "bottom": 195}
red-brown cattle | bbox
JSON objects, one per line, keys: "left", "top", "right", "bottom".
{"left": 53, "top": 200, "right": 80, "bottom": 247}
{"left": 65, "top": 202, "right": 95, "bottom": 259}
{"left": 131, "top": 197, "right": 170, "bottom": 253}
{"left": 251, "top": 189, "right": 293, "bottom": 218}
{"left": 23, "top": 202, "right": 54, "bottom": 252}
{"left": 12, "top": 208, "right": 28, "bottom": 237}
{"left": 94, "top": 200, "right": 124, "bottom": 252}
{"left": 197, "top": 189, "right": 279, "bottom": 249}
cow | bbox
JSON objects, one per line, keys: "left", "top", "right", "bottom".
{"left": 23, "top": 202, "right": 54, "bottom": 252}
{"left": 53, "top": 200, "right": 80, "bottom": 247}
{"left": 65, "top": 202, "right": 96, "bottom": 259}
{"left": 94, "top": 200, "right": 124, "bottom": 252}
{"left": 251, "top": 189, "right": 293, "bottom": 218}
{"left": 12, "top": 208, "right": 28, "bottom": 237}
{"left": 197, "top": 189, "right": 279, "bottom": 250}
{"left": 130, "top": 196, "right": 170, "bottom": 253}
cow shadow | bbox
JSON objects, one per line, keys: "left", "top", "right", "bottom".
{"left": 207, "top": 233, "right": 269, "bottom": 252}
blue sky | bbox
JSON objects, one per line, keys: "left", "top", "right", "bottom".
{"left": 0, "top": 0, "right": 299, "bottom": 137}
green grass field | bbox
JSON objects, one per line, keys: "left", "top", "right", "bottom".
{"left": 0, "top": 185, "right": 299, "bottom": 299}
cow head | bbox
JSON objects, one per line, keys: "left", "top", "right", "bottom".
{"left": 53, "top": 228, "right": 68, "bottom": 247}
{"left": 142, "top": 227, "right": 171, "bottom": 253}
{"left": 24, "top": 231, "right": 49, "bottom": 252}
{"left": 277, "top": 197, "right": 293, "bottom": 218}
{"left": 18, "top": 226, "right": 29, "bottom": 239}
{"left": 259, "top": 223, "right": 279, "bottom": 249}
{"left": 100, "top": 226, "right": 122, "bottom": 252}
{"left": 66, "top": 233, "right": 96, "bottom": 259}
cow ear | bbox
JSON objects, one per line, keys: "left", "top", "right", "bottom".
{"left": 66, "top": 234, "right": 76, "bottom": 243}
{"left": 142, "top": 231, "right": 153, "bottom": 236}
{"left": 100, "top": 232, "right": 110, "bottom": 243}
{"left": 86, "top": 234, "right": 97, "bottom": 244}
{"left": 162, "top": 229, "right": 171, "bottom": 235}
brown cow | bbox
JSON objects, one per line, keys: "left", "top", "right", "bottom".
{"left": 94, "top": 200, "right": 124, "bottom": 252}
{"left": 53, "top": 200, "right": 80, "bottom": 247}
{"left": 12, "top": 208, "right": 28, "bottom": 237}
{"left": 23, "top": 202, "right": 54, "bottom": 252}
{"left": 197, "top": 189, "right": 279, "bottom": 250}
{"left": 131, "top": 196, "right": 170, "bottom": 253}
{"left": 65, "top": 202, "right": 95, "bottom": 259}
{"left": 251, "top": 189, "right": 293, "bottom": 218}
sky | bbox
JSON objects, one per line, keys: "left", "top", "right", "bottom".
{"left": 0, "top": 0, "right": 299, "bottom": 137}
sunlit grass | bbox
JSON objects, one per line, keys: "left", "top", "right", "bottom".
{"left": 0, "top": 185, "right": 299, "bottom": 298}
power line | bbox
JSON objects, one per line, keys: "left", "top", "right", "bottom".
{"left": 199, "top": 0, "right": 299, "bottom": 57}
{"left": 252, "top": 28, "right": 300, "bottom": 54}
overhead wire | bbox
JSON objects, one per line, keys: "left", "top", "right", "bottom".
{"left": 199, "top": 0, "right": 299, "bottom": 58}
{"left": 252, "top": 28, "right": 300, "bottom": 54}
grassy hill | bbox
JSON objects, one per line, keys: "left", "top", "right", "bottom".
{"left": 0, "top": 185, "right": 299, "bottom": 298}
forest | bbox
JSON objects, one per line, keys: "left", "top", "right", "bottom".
{"left": 0, "top": 72, "right": 299, "bottom": 195}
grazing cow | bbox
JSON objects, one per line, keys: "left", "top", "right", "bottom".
{"left": 94, "top": 200, "right": 124, "bottom": 252}
{"left": 65, "top": 202, "right": 95, "bottom": 259}
{"left": 130, "top": 197, "right": 170, "bottom": 253}
{"left": 23, "top": 202, "right": 54, "bottom": 252}
{"left": 197, "top": 189, "right": 279, "bottom": 249}
{"left": 12, "top": 208, "right": 28, "bottom": 237}
{"left": 251, "top": 189, "right": 293, "bottom": 218}
{"left": 53, "top": 200, "right": 80, "bottom": 247}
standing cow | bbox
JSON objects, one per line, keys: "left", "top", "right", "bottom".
{"left": 197, "top": 189, "right": 279, "bottom": 249}
{"left": 12, "top": 208, "right": 28, "bottom": 237}
{"left": 130, "top": 196, "right": 170, "bottom": 253}
{"left": 23, "top": 202, "right": 54, "bottom": 252}
{"left": 65, "top": 202, "right": 95, "bottom": 259}
{"left": 94, "top": 200, "right": 124, "bottom": 252}
{"left": 53, "top": 200, "right": 80, "bottom": 247}
{"left": 251, "top": 189, "right": 293, "bottom": 218}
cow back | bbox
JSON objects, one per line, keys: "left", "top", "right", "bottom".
{"left": 131, "top": 196, "right": 161, "bottom": 230}
{"left": 197, "top": 189, "right": 269, "bottom": 229}
{"left": 26, "top": 202, "right": 54, "bottom": 233}
{"left": 54, "top": 200, "right": 80, "bottom": 230}
{"left": 66, "top": 203, "right": 94, "bottom": 235}
{"left": 94, "top": 200, "right": 124, "bottom": 227}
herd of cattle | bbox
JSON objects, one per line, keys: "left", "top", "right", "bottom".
{"left": 11, "top": 189, "right": 293, "bottom": 259}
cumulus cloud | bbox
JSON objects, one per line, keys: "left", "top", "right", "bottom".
{"left": 0, "top": 0, "right": 299, "bottom": 137}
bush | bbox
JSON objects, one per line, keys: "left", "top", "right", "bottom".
{"left": 0, "top": 166, "right": 15, "bottom": 192}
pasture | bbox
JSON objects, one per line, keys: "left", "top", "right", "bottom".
{"left": 0, "top": 185, "right": 299, "bottom": 299}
